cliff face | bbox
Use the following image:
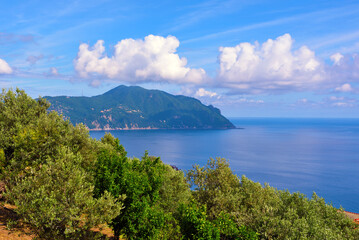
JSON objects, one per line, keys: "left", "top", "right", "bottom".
{"left": 45, "top": 85, "right": 235, "bottom": 130}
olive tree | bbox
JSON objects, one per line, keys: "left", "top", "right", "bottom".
{"left": 7, "top": 147, "right": 123, "bottom": 239}
{"left": 0, "top": 89, "right": 97, "bottom": 188}
{"left": 187, "top": 157, "right": 242, "bottom": 219}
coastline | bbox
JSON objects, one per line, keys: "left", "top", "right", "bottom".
{"left": 88, "top": 126, "right": 240, "bottom": 131}
{"left": 88, "top": 126, "right": 160, "bottom": 131}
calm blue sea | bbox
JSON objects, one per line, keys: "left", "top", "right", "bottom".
{"left": 90, "top": 118, "right": 359, "bottom": 213}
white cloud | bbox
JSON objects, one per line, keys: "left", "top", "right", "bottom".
{"left": 72, "top": 33, "right": 359, "bottom": 95}
{"left": 74, "top": 35, "right": 207, "bottom": 85}
{"left": 330, "top": 53, "right": 344, "bottom": 65}
{"left": 0, "top": 58, "right": 12, "bottom": 74}
{"left": 335, "top": 83, "right": 353, "bottom": 92}
{"left": 195, "top": 88, "right": 218, "bottom": 98}
{"left": 217, "top": 34, "right": 324, "bottom": 93}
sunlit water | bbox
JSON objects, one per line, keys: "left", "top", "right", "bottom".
{"left": 90, "top": 118, "right": 359, "bottom": 212}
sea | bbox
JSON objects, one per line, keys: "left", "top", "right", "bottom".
{"left": 90, "top": 118, "right": 359, "bottom": 213}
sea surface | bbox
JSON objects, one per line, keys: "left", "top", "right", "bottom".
{"left": 90, "top": 118, "right": 359, "bottom": 213}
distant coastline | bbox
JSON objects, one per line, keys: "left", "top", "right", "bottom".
{"left": 88, "top": 126, "right": 241, "bottom": 131}
{"left": 88, "top": 126, "right": 159, "bottom": 131}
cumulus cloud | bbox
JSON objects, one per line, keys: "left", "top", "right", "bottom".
{"left": 335, "top": 83, "right": 353, "bottom": 92}
{"left": 73, "top": 33, "right": 359, "bottom": 95}
{"left": 0, "top": 58, "right": 12, "bottom": 74}
{"left": 217, "top": 34, "right": 324, "bottom": 93}
{"left": 195, "top": 88, "right": 218, "bottom": 98}
{"left": 74, "top": 35, "right": 207, "bottom": 85}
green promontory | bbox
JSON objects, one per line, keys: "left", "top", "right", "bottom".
{"left": 45, "top": 85, "right": 235, "bottom": 130}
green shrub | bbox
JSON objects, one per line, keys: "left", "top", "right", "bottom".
{"left": 187, "top": 158, "right": 359, "bottom": 240}
{"left": 158, "top": 164, "right": 191, "bottom": 214}
{"left": 214, "top": 212, "right": 258, "bottom": 240}
{"left": 177, "top": 201, "right": 220, "bottom": 240}
{"left": 0, "top": 88, "right": 49, "bottom": 180}
{"left": 7, "top": 147, "right": 123, "bottom": 240}
{"left": 187, "top": 157, "right": 242, "bottom": 220}
{"left": 0, "top": 89, "right": 97, "bottom": 189}
{"left": 94, "top": 150, "right": 167, "bottom": 239}
{"left": 238, "top": 176, "right": 359, "bottom": 239}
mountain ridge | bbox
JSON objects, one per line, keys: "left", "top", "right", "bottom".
{"left": 45, "top": 85, "right": 235, "bottom": 130}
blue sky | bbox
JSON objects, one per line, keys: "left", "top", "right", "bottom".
{"left": 1, "top": 0, "right": 359, "bottom": 117}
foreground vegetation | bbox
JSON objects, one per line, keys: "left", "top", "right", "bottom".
{"left": 0, "top": 88, "right": 358, "bottom": 239}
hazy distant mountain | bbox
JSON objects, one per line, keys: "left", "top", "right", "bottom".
{"left": 45, "top": 85, "right": 235, "bottom": 130}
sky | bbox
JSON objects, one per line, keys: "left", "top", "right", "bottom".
{"left": 1, "top": 0, "right": 359, "bottom": 118}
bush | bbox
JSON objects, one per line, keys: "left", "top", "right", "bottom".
{"left": 187, "top": 157, "right": 241, "bottom": 220}
{"left": 0, "top": 89, "right": 49, "bottom": 181}
{"left": 6, "top": 147, "right": 123, "bottom": 240}
{"left": 158, "top": 164, "right": 191, "bottom": 214}
{"left": 177, "top": 201, "right": 220, "bottom": 240}
{"left": 0, "top": 89, "right": 97, "bottom": 189}
{"left": 188, "top": 158, "right": 359, "bottom": 240}
{"left": 237, "top": 176, "right": 359, "bottom": 239}
{"left": 214, "top": 212, "right": 258, "bottom": 240}
{"left": 94, "top": 150, "right": 167, "bottom": 239}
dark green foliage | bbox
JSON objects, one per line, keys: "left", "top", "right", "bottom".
{"left": 45, "top": 85, "right": 235, "bottom": 130}
{"left": 0, "top": 149, "right": 4, "bottom": 169}
{"left": 94, "top": 150, "right": 167, "bottom": 239}
{"left": 157, "top": 214, "right": 183, "bottom": 240}
{"left": 177, "top": 201, "right": 220, "bottom": 240}
{"left": 214, "top": 212, "right": 258, "bottom": 240}
{"left": 6, "top": 147, "right": 123, "bottom": 240}
{"left": 93, "top": 134, "right": 128, "bottom": 199}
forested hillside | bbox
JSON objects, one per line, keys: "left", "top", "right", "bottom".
{"left": 45, "top": 85, "right": 235, "bottom": 130}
